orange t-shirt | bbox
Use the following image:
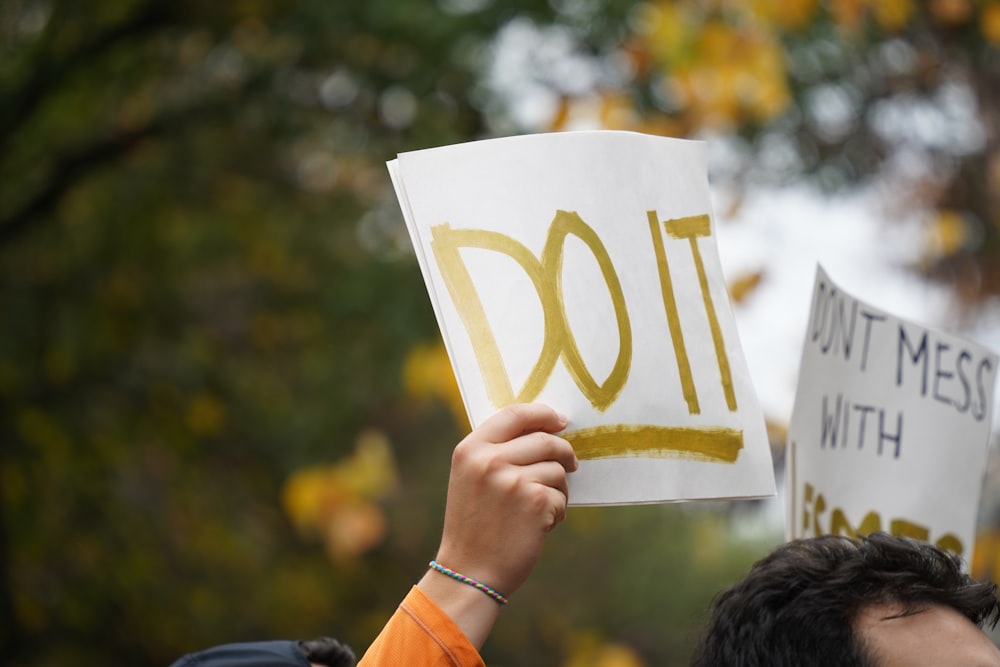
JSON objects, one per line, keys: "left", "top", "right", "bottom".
{"left": 358, "top": 586, "right": 485, "bottom": 667}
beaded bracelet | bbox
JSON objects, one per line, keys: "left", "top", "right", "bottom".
{"left": 428, "top": 560, "right": 509, "bottom": 605}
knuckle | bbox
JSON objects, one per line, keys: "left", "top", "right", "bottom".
{"left": 506, "top": 403, "right": 529, "bottom": 417}
{"left": 451, "top": 439, "right": 474, "bottom": 465}
{"left": 532, "top": 432, "right": 572, "bottom": 460}
{"left": 528, "top": 485, "right": 558, "bottom": 515}
{"left": 455, "top": 439, "right": 505, "bottom": 476}
{"left": 491, "top": 468, "right": 521, "bottom": 496}
{"left": 524, "top": 430, "right": 546, "bottom": 449}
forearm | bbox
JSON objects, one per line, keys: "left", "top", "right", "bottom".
{"left": 358, "top": 404, "right": 575, "bottom": 666}
{"left": 415, "top": 569, "right": 502, "bottom": 649}
{"left": 357, "top": 585, "right": 486, "bottom": 667}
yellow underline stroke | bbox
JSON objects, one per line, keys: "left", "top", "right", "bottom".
{"left": 565, "top": 423, "right": 743, "bottom": 463}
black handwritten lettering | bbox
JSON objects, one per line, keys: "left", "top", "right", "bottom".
{"left": 897, "top": 326, "right": 929, "bottom": 395}
{"left": 878, "top": 410, "right": 903, "bottom": 458}
{"left": 932, "top": 341, "right": 953, "bottom": 406}
{"left": 955, "top": 350, "right": 972, "bottom": 413}
{"left": 853, "top": 404, "right": 876, "bottom": 450}
{"left": 809, "top": 283, "right": 887, "bottom": 371}
{"left": 892, "top": 325, "right": 994, "bottom": 421}
{"left": 974, "top": 357, "right": 994, "bottom": 422}
{"left": 821, "top": 395, "right": 843, "bottom": 449}
{"left": 859, "top": 311, "right": 886, "bottom": 371}
{"left": 818, "top": 394, "right": 903, "bottom": 457}
{"left": 810, "top": 282, "right": 828, "bottom": 344}
{"left": 820, "top": 291, "right": 858, "bottom": 360}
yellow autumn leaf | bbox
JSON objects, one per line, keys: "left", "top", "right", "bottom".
{"left": 319, "top": 498, "right": 387, "bottom": 562}
{"left": 872, "top": 0, "right": 914, "bottom": 31}
{"left": 728, "top": 269, "right": 766, "bottom": 305}
{"left": 283, "top": 466, "right": 348, "bottom": 534}
{"left": 186, "top": 392, "right": 227, "bottom": 437}
{"left": 742, "top": 38, "right": 791, "bottom": 120}
{"left": 333, "top": 429, "right": 398, "bottom": 499}
{"left": 642, "top": 2, "right": 690, "bottom": 65}
{"left": 929, "top": 0, "right": 973, "bottom": 25}
{"left": 563, "top": 633, "right": 646, "bottom": 667}
{"left": 684, "top": 65, "right": 740, "bottom": 128}
{"left": 283, "top": 430, "right": 397, "bottom": 523}
{"left": 829, "top": 0, "right": 868, "bottom": 31}
{"left": 750, "top": 75, "right": 792, "bottom": 120}
{"left": 282, "top": 429, "right": 398, "bottom": 561}
{"left": 402, "top": 342, "right": 450, "bottom": 398}
{"left": 765, "top": 418, "right": 789, "bottom": 451}
{"left": 924, "top": 209, "right": 968, "bottom": 261}
{"left": 757, "top": 0, "right": 819, "bottom": 30}
{"left": 599, "top": 92, "right": 641, "bottom": 130}
{"left": 402, "top": 341, "right": 468, "bottom": 429}
{"left": 636, "top": 112, "right": 686, "bottom": 138}
{"left": 982, "top": 4, "right": 1000, "bottom": 45}
{"left": 698, "top": 20, "right": 740, "bottom": 64}
{"left": 550, "top": 95, "right": 572, "bottom": 131}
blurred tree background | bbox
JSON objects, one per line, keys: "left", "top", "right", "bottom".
{"left": 1, "top": 0, "right": 998, "bottom": 665}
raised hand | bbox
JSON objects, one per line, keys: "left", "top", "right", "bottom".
{"left": 417, "top": 403, "right": 578, "bottom": 647}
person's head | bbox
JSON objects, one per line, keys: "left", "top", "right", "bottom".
{"left": 690, "top": 532, "right": 1000, "bottom": 667}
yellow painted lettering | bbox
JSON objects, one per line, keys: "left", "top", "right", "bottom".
{"left": 662, "top": 214, "right": 737, "bottom": 411}
{"left": 890, "top": 518, "right": 929, "bottom": 542}
{"left": 430, "top": 223, "right": 559, "bottom": 406}
{"left": 830, "top": 508, "right": 883, "bottom": 537}
{"left": 647, "top": 211, "right": 699, "bottom": 414}
{"left": 934, "top": 534, "right": 964, "bottom": 556}
{"left": 542, "top": 211, "right": 632, "bottom": 410}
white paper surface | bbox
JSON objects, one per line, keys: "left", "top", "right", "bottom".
{"left": 786, "top": 265, "right": 998, "bottom": 557}
{"left": 388, "top": 130, "right": 775, "bottom": 505}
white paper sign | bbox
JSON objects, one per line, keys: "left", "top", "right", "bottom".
{"left": 786, "top": 265, "right": 998, "bottom": 557}
{"left": 388, "top": 130, "right": 775, "bottom": 505}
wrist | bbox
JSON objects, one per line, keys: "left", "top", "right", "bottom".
{"left": 428, "top": 560, "right": 509, "bottom": 605}
{"left": 417, "top": 567, "right": 503, "bottom": 649}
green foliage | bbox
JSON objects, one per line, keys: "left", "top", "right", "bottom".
{"left": 0, "top": 0, "right": 501, "bottom": 663}
{"left": 488, "top": 503, "right": 778, "bottom": 666}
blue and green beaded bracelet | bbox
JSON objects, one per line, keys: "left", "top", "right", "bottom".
{"left": 428, "top": 560, "right": 509, "bottom": 605}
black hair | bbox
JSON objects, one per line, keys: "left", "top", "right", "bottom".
{"left": 299, "top": 637, "right": 356, "bottom": 667}
{"left": 690, "top": 532, "right": 1000, "bottom": 667}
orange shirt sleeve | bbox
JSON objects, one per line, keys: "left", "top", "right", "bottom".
{"left": 357, "top": 586, "right": 485, "bottom": 667}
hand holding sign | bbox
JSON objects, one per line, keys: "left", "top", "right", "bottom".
{"left": 388, "top": 130, "right": 775, "bottom": 505}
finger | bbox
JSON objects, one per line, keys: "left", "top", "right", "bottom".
{"left": 539, "top": 484, "right": 569, "bottom": 530}
{"left": 502, "top": 431, "right": 578, "bottom": 472}
{"left": 523, "top": 459, "right": 571, "bottom": 497}
{"left": 476, "top": 403, "right": 567, "bottom": 444}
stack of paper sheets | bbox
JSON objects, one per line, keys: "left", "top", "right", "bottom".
{"left": 388, "top": 131, "right": 776, "bottom": 505}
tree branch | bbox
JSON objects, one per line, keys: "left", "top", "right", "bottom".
{"left": 0, "top": 122, "right": 166, "bottom": 247}
{"left": 0, "top": 2, "right": 173, "bottom": 155}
